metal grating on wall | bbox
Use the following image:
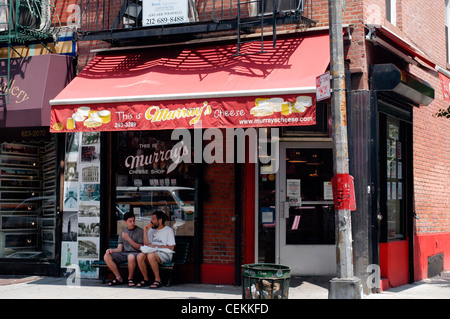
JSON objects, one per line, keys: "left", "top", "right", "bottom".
{"left": 427, "top": 253, "right": 444, "bottom": 278}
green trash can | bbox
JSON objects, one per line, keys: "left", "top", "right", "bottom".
{"left": 242, "top": 263, "right": 290, "bottom": 299}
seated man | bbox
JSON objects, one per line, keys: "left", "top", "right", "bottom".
{"left": 104, "top": 212, "right": 143, "bottom": 286}
{"left": 136, "top": 210, "right": 176, "bottom": 288}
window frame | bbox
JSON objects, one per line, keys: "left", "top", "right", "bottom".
{"left": 379, "top": 112, "right": 411, "bottom": 242}
{"left": 446, "top": 0, "right": 450, "bottom": 66}
{"left": 386, "top": 0, "right": 397, "bottom": 26}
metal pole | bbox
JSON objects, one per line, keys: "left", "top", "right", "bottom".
{"left": 328, "top": 0, "right": 362, "bottom": 299}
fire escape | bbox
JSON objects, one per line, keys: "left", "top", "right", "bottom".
{"left": 235, "top": 0, "right": 305, "bottom": 55}
{"left": 0, "top": 0, "right": 60, "bottom": 103}
{"left": 77, "top": 0, "right": 315, "bottom": 55}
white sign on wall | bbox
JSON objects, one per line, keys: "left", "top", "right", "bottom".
{"left": 142, "top": 0, "right": 189, "bottom": 26}
{"left": 316, "top": 72, "right": 331, "bottom": 101}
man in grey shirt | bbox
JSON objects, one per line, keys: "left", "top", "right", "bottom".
{"left": 104, "top": 212, "right": 143, "bottom": 286}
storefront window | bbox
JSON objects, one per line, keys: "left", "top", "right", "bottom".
{"left": 380, "top": 114, "right": 407, "bottom": 240}
{"left": 0, "top": 128, "right": 58, "bottom": 260}
{"left": 114, "top": 131, "right": 196, "bottom": 236}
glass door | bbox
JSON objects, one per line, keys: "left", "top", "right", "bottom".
{"left": 277, "top": 142, "right": 336, "bottom": 275}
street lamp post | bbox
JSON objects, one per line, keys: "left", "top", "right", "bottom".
{"left": 327, "top": 0, "right": 362, "bottom": 299}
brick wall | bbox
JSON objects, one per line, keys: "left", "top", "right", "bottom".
{"left": 54, "top": 0, "right": 72, "bottom": 26}
{"left": 203, "top": 163, "right": 236, "bottom": 265}
{"left": 396, "top": 0, "right": 450, "bottom": 235}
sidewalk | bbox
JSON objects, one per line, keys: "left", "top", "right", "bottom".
{"left": 0, "top": 272, "right": 448, "bottom": 299}
{"left": 0, "top": 275, "right": 330, "bottom": 299}
{"left": 365, "top": 271, "right": 450, "bottom": 299}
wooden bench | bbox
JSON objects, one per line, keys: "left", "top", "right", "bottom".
{"left": 92, "top": 236, "right": 190, "bottom": 287}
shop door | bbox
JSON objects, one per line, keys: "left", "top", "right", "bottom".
{"left": 277, "top": 142, "right": 336, "bottom": 275}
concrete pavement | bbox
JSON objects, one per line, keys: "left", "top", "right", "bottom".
{"left": 0, "top": 275, "right": 330, "bottom": 299}
{"left": 0, "top": 272, "right": 448, "bottom": 299}
{"left": 365, "top": 271, "right": 450, "bottom": 299}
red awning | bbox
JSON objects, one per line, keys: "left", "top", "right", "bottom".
{"left": 50, "top": 33, "right": 330, "bottom": 132}
{"left": 366, "top": 24, "right": 435, "bottom": 68}
{"left": 0, "top": 55, "right": 73, "bottom": 128}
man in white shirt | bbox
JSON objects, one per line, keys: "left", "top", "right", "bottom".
{"left": 136, "top": 210, "right": 176, "bottom": 288}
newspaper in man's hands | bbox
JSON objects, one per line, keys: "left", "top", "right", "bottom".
{"left": 140, "top": 245, "right": 174, "bottom": 254}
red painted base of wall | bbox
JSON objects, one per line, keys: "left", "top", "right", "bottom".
{"left": 414, "top": 232, "right": 450, "bottom": 282}
{"left": 178, "top": 264, "right": 235, "bottom": 285}
{"left": 379, "top": 233, "right": 450, "bottom": 290}
{"left": 201, "top": 264, "right": 235, "bottom": 285}
{"left": 379, "top": 240, "right": 409, "bottom": 290}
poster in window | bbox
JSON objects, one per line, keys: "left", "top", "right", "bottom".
{"left": 388, "top": 124, "right": 399, "bottom": 140}
{"left": 286, "top": 179, "right": 301, "bottom": 197}
{"left": 324, "top": 181, "right": 333, "bottom": 200}
{"left": 63, "top": 183, "right": 79, "bottom": 211}
{"left": 289, "top": 197, "right": 302, "bottom": 207}
{"left": 62, "top": 132, "right": 100, "bottom": 279}
{"left": 78, "top": 203, "right": 100, "bottom": 217}
{"left": 79, "top": 259, "right": 98, "bottom": 278}
{"left": 392, "top": 183, "right": 397, "bottom": 200}
{"left": 78, "top": 238, "right": 99, "bottom": 259}
{"left": 261, "top": 207, "right": 275, "bottom": 224}
{"left": 61, "top": 242, "right": 77, "bottom": 267}
{"left": 387, "top": 160, "right": 391, "bottom": 178}
{"left": 387, "top": 182, "right": 391, "bottom": 200}
{"left": 79, "top": 184, "right": 100, "bottom": 201}
{"left": 391, "top": 161, "right": 397, "bottom": 179}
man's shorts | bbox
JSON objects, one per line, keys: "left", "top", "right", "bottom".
{"left": 111, "top": 251, "right": 139, "bottom": 264}
{"left": 155, "top": 251, "right": 173, "bottom": 264}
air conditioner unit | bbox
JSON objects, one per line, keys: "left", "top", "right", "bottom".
{"left": 249, "top": 0, "right": 303, "bottom": 16}
{"left": 0, "top": 0, "right": 52, "bottom": 33}
{"left": 123, "top": 3, "right": 142, "bottom": 28}
{"left": 0, "top": 0, "right": 8, "bottom": 32}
